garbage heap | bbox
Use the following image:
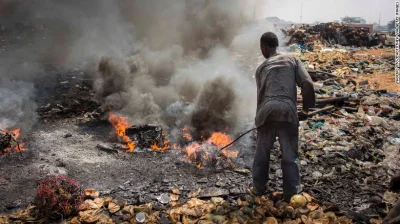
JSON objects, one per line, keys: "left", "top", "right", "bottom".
{"left": 282, "top": 22, "right": 380, "bottom": 48}
{"left": 0, "top": 188, "right": 360, "bottom": 224}
{"left": 298, "top": 47, "right": 394, "bottom": 76}
{"left": 291, "top": 45, "right": 400, "bottom": 217}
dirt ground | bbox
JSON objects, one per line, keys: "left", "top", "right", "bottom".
{"left": 0, "top": 73, "right": 397, "bottom": 219}
{"left": 0, "top": 25, "right": 398, "bottom": 220}
{"left": 356, "top": 72, "right": 400, "bottom": 93}
{"left": 355, "top": 48, "right": 395, "bottom": 57}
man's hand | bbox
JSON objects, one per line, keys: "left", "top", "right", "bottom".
{"left": 298, "top": 109, "right": 309, "bottom": 121}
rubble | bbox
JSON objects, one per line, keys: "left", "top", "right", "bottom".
{"left": 0, "top": 129, "right": 24, "bottom": 156}
{"left": 2, "top": 187, "right": 362, "bottom": 224}
{"left": 125, "top": 125, "right": 165, "bottom": 149}
{"left": 282, "top": 22, "right": 381, "bottom": 48}
{"left": 0, "top": 11, "right": 399, "bottom": 223}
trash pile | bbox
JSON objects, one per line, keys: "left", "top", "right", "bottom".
{"left": 298, "top": 48, "right": 394, "bottom": 77}
{"left": 1, "top": 185, "right": 362, "bottom": 224}
{"left": 282, "top": 22, "right": 380, "bottom": 48}
{"left": 286, "top": 43, "right": 400, "bottom": 217}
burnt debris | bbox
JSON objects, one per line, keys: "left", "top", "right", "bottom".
{"left": 282, "top": 22, "right": 381, "bottom": 48}
{"left": 125, "top": 124, "right": 165, "bottom": 148}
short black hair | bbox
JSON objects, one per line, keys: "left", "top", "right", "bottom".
{"left": 260, "top": 32, "right": 279, "bottom": 48}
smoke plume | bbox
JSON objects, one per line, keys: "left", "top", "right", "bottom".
{"left": 0, "top": 0, "right": 273, "bottom": 139}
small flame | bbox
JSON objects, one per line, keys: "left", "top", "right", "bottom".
{"left": 182, "top": 127, "right": 192, "bottom": 141}
{"left": 209, "top": 132, "right": 238, "bottom": 159}
{"left": 208, "top": 132, "right": 232, "bottom": 148}
{"left": 1, "top": 128, "right": 27, "bottom": 155}
{"left": 150, "top": 138, "right": 171, "bottom": 152}
{"left": 181, "top": 131, "right": 239, "bottom": 169}
{"left": 182, "top": 142, "right": 205, "bottom": 169}
{"left": 221, "top": 149, "right": 239, "bottom": 158}
{"left": 108, "top": 114, "right": 136, "bottom": 152}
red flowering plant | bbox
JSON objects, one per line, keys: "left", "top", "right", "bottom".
{"left": 35, "top": 175, "right": 83, "bottom": 220}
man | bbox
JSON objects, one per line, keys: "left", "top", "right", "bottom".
{"left": 383, "top": 173, "right": 400, "bottom": 223}
{"left": 249, "top": 32, "right": 316, "bottom": 201}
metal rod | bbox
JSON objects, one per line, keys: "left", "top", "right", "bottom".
{"left": 307, "top": 105, "right": 335, "bottom": 116}
{"left": 220, "top": 128, "right": 257, "bottom": 151}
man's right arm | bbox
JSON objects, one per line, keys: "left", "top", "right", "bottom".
{"left": 295, "top": 58, "right": 315, "bottom": 111}
{"left": 255, "top": 66, "right": 262, "bottom": 106}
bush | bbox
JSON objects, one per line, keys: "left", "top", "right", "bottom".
{"left": 36, "top": 175, "right": 83, "bottom": 219}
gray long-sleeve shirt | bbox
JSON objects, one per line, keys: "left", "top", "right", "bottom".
{"left": 255, "top": 53, "right": 315, "bottom": 127}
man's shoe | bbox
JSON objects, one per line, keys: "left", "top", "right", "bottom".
{"left": 247, "top": 185, "right": 265, "bottom": 197}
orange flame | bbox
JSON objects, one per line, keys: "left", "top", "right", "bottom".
{"left": 181, "top": 131, "right": 239, "bottom": 168}
{"left": 182, "top": 127, "right": 192, "bottom": 141}
{"left": 208, "top": 132, "right": 232, "bottom": 148}
{"left": 209, "top": 132, "right": 238, "bottom": 159}
{"left": 182, "top": 142, "right": 205, "bottom": 169}
{"left": 108, "top": 114, "right": 136, "bottom": 152}
{"left": 150, "top": 138, "right": 171, "bottom": 152}
{"left": 1, "top": 128, "right": 27, "bottom": 155}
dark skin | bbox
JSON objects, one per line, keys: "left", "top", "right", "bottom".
{"left": 390, "top": 173, "right": 400, "bottom": 192}
{"left": 260, "top": 44, "right": 277, "bottom": 59}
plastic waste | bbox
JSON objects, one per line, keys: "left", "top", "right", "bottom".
{"left": 387, "top": 137, "right": 400, "bottom": 145}
{"left": 357, "top": 106, "right": 365, "bottom": 118}
{"left": 312, "top": 171, "right": 323, "bottom": 179}
{"left": 367, "top": 106, "right": 376, "bottom": 116}
{"left": 366, "top": 115, "right": 389, "bottom": 128}
{"left": 136, "top": 212, "right": 146, "bottom": 223}
{"left": 311, "top": 122, "right": 324, "bottom": 130}
{"left": 157, "top": 193, "right": 171, "bottom": 204}
{"left": 350, "top": 93, "right": 358, "bottom": 98}
{"left": 338, "top": 130, "right": 346, "bottom": 136}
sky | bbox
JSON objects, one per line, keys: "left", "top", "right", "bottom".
{"left": 257, "top": 0, "right": 395, "bottom": 25}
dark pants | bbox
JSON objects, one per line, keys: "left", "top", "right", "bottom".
{"left": 252, "top": 121, "right": 300, "bottom": 199}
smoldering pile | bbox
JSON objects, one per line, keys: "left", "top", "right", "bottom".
{"left": 0, "top": 78, "right": 37, "bottom": 134}
{"left": 0, "top": 0, "right": 269, "bottom": 158}
{"left": 87, "top": 0, "right": 259, "bottom": 146}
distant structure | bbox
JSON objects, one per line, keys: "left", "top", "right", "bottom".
{"left": 265, "top": 17, "right": 281, "bottom": 23}
{"left": 265, "top": 17, "right": 293, "bottom": 28}
{"left": 346, "top": 23, "right": 374, "bottom": 32}
{"left": 341, "top": 16, "right": 367, "bottom": 24}
{"left": 373, "top": 22, "right": 389, "bottom": 32}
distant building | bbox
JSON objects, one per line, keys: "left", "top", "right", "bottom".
{"left": 264, "top": 17, "right": 293, "bottom": 28}
{"left": 355, "top": 17, "right": 366, "bottom": 24}
{"left": 265, "top": 17, "right": 281, "bottom": 23}
{"left": 346, "top": 24, "right": 374, "bottom": 32}
{"left": 341, "top": 16, "right": 367, "bottom": 24}
{"left": 373, "top": 24, "right": 389, "bottom": 32}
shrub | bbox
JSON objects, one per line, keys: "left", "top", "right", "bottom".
{"left": 36, "top": 175, "right": 83, "bottom": 219}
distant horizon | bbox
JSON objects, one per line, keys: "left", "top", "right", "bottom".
{"left": 262, "top": 16, "right": 391, "bottom": 25}
{"left": 254, "top": 0, "right": 394, "bottom": 26}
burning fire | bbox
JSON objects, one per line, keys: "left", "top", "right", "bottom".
{"left": 150, "top": 136, "right": 174, "bottom": 152}
{"left": 182, "top": 127, "right": 192, "bottom": 141}
{"left": 208, "top": 132, "right": 232, "bottom": 148}
{"left": 108, "top": 114, "right": 136, "bottom": 152}
{"left": 181, "top": 131, "right": 238, "bottom": 169}
{"left": 108, "top": 114, "right": 238, "bottom": 168}
{"left": 0, "top": 128, "right": 27, "bottom": 155}
{"left": 209, "top": 132, "right": 239, "bottom": 159}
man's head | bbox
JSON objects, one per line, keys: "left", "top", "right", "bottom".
{"left": 260, "top": 32, "right": 279, "bottom": 59}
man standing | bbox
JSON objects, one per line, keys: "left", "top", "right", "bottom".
{"left": 249, "top": 32, "right": 316, "bottom": 201}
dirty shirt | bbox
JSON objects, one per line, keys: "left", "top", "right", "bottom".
{"left": 255, "top": 53, "right": 315, "bottom": 127}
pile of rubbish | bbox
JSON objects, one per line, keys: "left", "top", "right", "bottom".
{"left": 282, "top": 22, "right": 381, "bottom": 49}
{"left": 283, "top": 42, "right": 400, "bottom": 217}
{"left": 1, "top": 186, "right": 362, "bottom": 224}
{"left": 299, "top": 49, "right": 394, "bottom": 77}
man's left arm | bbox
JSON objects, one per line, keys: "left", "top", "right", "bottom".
{"left": 295, "top": 58, "right": 316, "bottom": 112}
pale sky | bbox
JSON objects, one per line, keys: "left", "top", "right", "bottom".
{"left": 259, "top": 0, "right": 395, "bottom": 25}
